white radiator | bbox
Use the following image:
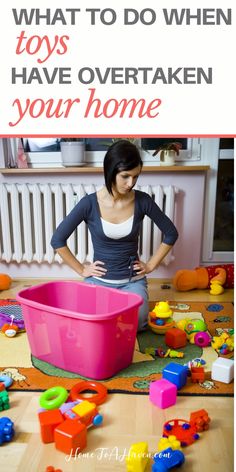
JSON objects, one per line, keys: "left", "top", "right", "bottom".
{"left": 0, "top": 183, "right": 178, "bottom": 266}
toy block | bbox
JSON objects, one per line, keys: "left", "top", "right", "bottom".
{"left": 149, "top": 379, "right": 177, "bottom": 409}
{"left": 158, "top": 435, "right": 182, "bottom": 452}
{"left": 211, "top": 357, "right": 234, "bottom": 383}
{"left": 38, "top": 409, "right": 64, "bottom": 443}
{"left": 190, "top": 409, "right": 211, "bottom": 432}
{"left": 54, "top": 418, "right": 87, "bottom": 455}
{"left": 162, "top": 362, "right": 188, "bottom": 390}
{"left": 126, "top": 441, "right": 149, "bottom": 472}
{"left": 72, "top": 400, "right": 96, "bottom": 418}
{"left": 190, "top": 367, "right": 205, "bottom": 383}
{"left": 0, "top": 417, "right": 15, "bottom": 445}
{"left": 152, "top": 447, "right": 185, "bottom": 472}
{"left": 0, "top": 382, "right": 5, "bottom": 392}
{"left": 165, "top": 328, "right": 187, "bottom": 349}
{"left": 0, "top": 390, "right": 10, "bottom": 411}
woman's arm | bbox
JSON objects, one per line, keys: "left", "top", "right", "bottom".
{"left": 56, "top": 246, "right": 107, "bottom": 278}
{"left": 133, "top": 192, "right": 179, "bottom": 276}
{"left": 133, "top": 242, "right": 173, "bottom": 275}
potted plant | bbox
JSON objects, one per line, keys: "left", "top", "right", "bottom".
{"left": 152, "top": 141, "right": 182, "bottom": 166}
{"left": 60, "top": 138, "right": 85, "bottom": 167}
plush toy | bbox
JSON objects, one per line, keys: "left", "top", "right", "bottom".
{"left": 0, "top": 274, "right": 12, "bottom": 291}
{"left": 173, "top": 264, "right": 234, "bottom": 292}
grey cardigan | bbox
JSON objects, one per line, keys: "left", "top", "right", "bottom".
{"left": 51, "top": 190, "right": 178, "bottom": 280}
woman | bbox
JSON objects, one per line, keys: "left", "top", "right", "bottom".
{"left": 51, "top": 140, "right": 178, "bottom": 330}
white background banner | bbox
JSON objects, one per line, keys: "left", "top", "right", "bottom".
{"left": 0, "top": 0, "right": 235, "bottom": 135}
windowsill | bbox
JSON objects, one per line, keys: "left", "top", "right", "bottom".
{"left": 0, "top": 165, "right": 210, "bottom": 174}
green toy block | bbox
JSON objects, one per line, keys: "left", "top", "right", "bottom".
{"left": 0, "top": 389, "right": 10, "bottom": 410}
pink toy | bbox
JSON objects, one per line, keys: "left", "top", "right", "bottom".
{"left": 194, "top": 332, "right": 211, "bottom": 347}
{"left": 16, "top": 281, "right": 142, "bottom": 380}
{"left": 149, "top": 379, "right": 177, "bottom": 409}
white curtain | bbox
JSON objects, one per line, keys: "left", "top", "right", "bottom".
{"left": 1, "top": 138, "right": 19, "bottom": 168}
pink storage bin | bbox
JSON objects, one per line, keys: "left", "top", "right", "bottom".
{"left": 16, "top": 281, "right": 142, "bottom": 380}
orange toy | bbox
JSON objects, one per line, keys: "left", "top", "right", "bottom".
{"left": 1, "top": 323, "right": 19, "bottom": 338}
{"left": 0, "top": 274, "right": 12, "bottom": 291}
{"left": 45, "top": 467, "right": 63, "bottom": 472}
{"left": 190, "top": 367, "right": 205, "bottom": 384}
{"left": 70, "top": 381, "right": 107, "bottom": 406}
{"left": 173, "top": 264, "right": 234, "bottom": 291}
{"left": 38, "top": 409, "right": 64, "bottom": 443}
{"left": 54, "top": 419, "right": 87, "bottom": 455}
{"left": 190, "top": 409, "right": 211, "bottom": 432}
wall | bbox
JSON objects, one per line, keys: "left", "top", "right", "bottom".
{"left": 0, "top": 168, "right": 207, "bottom": 279}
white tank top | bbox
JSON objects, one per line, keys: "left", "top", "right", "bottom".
{"left": 101, "top": 215, "right": 134, "bottom": 239}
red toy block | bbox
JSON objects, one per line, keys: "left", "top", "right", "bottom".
{"left": 165, "top": 328, "right": 187, "bottom": 349}
{"left": 38, "top": 409, "right": 64, "bottom": 443}
{"left": 190, "top": 367, "right": 205, "bottom": 383}
{"left": 54, "top": 418, "right": 87, "bottom": 455}
{"left": 0, "top": 382, "right": 5, "bottom": 392}
{"left": 190, "top": 409, "right": 211, "bottom": 432}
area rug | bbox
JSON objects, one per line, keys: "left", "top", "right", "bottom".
{"left": 0, "top": 299, "right": 234, "bottom": 396}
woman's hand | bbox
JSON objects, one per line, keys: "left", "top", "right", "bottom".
{"left": 133, "top": 260, "right": 153, "bottom": 276}
{"left": 81, "top": 261, "right": 107, "bottom": 278}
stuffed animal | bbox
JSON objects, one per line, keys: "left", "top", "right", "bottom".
{"left": 173, "top": 264, "right": 234, "bottom": 292}
{"left": 0, "top": 274, "right": 12, "bottom": 291}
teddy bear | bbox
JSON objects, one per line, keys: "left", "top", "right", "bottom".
{"left": 173, "top": 263, "right": 234, "bottom": 292}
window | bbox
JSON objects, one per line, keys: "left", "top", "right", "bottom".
{"left": 201, "top": 138, "right": 234, "bottom": 264}
{"left": 21, "top": 137, "right": 201, "bottom": 168}
{"left": 213, "top": 158, "right": 234, "bottom": 252}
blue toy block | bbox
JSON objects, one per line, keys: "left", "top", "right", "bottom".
{"left": 0, "top": 417, "right": 15, "bottom": 445}
{"left": 162, "top": 362, "right": 188, "bottom": 390}
{"left": 152, "top": 447, "right": 185, "bottom": 472}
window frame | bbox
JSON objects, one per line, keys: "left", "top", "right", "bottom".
{"left": 201, "top": 138, "right": 234, "bottom": 264}
{"left": 19, "top": 137, "right": 201, "bottom": 168}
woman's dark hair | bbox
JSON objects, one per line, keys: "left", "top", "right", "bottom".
{"left": 103, "top": 140, "right": 143, "bottom": 194}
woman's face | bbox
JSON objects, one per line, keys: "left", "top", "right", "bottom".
{"left": 113, "top": 165, "right": 142, "bottom": 195}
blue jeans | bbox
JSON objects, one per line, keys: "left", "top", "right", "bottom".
{"left": 84, "top": 276, "right": 149, "bottom": 331}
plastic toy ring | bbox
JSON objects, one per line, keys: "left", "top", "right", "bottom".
{"left": 39, "top": 386, "right": 68, "bottom": 410}
{"left": 0, "top": 374, "right": 13, "bottom": 388}
{"left": 70, "top": 381, "right": 107, "bottom": 406}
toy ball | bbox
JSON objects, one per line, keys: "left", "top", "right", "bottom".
{"left": 156, "top": 319, "right": 165, "bottom": 326}
{"left": 0, "top": 274, "right": 12, "bottom": 291}
{"left": 194, "top": 331, "right": 211, "bottom": 347}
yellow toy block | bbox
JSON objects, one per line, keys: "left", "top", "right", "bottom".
{"left": 72, "top": 400, "right": 96, "bottom": 418}
{"left": 158, "top": 435, "right": 182, "bottom": 452}
{"left": 126, "top": 441, "right": 149, "bottom": 472}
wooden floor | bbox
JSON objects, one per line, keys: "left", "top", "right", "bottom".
{"left": 0, "top": 279, "right": 234, "bottom": 472}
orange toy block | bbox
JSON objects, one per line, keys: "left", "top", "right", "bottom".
{"left": 45, "top": 467, "right": 63, "bottom": 472}
{"left": 54, "top": 418, "right": 87, "bottom": 455}
{"left": 38, "top": 409, "right": 64, "bottom": 443}
{"left": 72, "top": 400, "right": 98, "bottom": 427}
{"left": 190, "top": 409, "right": 211, "bottom": 432}
{"left": 0, "top": 382, "right": 6, "bottom": 392}
{"left": 190, "top": 367, "right": 205, "bottom": 383}
{"left": 165, "top": 328, "right": 187, "bottom": 349}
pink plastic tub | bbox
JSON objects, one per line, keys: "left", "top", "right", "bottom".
{"left": 16, "top": 281, "right": 142, "bottom": 379}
